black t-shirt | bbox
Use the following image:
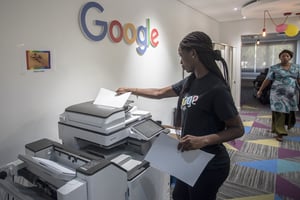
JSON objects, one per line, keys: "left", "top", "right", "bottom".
{"left": 172, "top": 72, "right": 238, "bottom": 169}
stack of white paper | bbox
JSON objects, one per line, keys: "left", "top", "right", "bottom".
{"left": 93, "top": 88, "right": 131, "bottom": 108}
{"left": 33, "top": 157, "right": 75, "bottom": 175}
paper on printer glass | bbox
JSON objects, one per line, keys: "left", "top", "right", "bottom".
{"left": 93, "top": 88, "right": 131, "bottom": 108}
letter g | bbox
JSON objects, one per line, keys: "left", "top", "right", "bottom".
{"left": 80, "top": 2, "right": 108, "bottom": 41}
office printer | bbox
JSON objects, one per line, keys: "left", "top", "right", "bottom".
{"left": 58, "top": 101, "right": 169, "bottom": 156}
{"left": 0, "top": 138, "right": 168, "bottom": 200}
{"left": 0, "top": 101, "right": 170, "bottom": 200}
{"left": 56, "top": 101, "right": 170, "bottom": 199}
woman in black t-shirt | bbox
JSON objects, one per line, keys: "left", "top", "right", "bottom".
{"left": 116, "top": 31, "right": 244, "bottom": 200}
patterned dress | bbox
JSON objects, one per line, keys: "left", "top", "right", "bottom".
{"left": 266, "top": 63, "right": 300, "bottom": 113}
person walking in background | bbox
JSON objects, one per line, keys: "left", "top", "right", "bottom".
{"left": 116, "top": 31, "right": 244, "bottom": 200}
{"left": 257, "top": 49, "right": 300, "bottom": 142}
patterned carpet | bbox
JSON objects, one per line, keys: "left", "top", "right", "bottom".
{"left": 217, "top": 105, "right": 300, "bottom": 200}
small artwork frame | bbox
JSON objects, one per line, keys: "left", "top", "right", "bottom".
{"left": 26, "top": 50, "right": 51, "bottom": 71}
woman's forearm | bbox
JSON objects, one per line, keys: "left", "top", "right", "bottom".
{"left": 116, "top": 86, "right": 177, "bottom": 99}
{"left": 258, "top": 79, "right": 271, "bottom": 92}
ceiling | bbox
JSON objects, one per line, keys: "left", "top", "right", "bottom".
{"left": 177, "top": 0, "right": 300, "bottom": 22}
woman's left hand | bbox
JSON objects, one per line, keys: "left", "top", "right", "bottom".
{"left": 177, "top": 135, "right": 207, "bottom": 151}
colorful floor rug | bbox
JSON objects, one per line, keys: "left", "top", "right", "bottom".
{"left": 217, "top": 105, "right": 300, "bottom": 200}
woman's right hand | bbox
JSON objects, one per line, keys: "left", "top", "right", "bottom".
{"left": 177, "top": 135, "right": 208, "bottom": 151}
{"left": 116, "top": 87, "right": 129, "bottom": 95}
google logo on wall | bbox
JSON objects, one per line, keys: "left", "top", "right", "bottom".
{"left": 79, "top": 2, "right": 159, "bottom": 55}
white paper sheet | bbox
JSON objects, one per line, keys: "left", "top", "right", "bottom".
{"left": 33, "top": 157, "right": 75, "bottom": 175}
{"left": 144, "top": 133, "right": 215, "bottom": 187}
{"left": 93, "top": 88, "right": 131, "bottom": 108}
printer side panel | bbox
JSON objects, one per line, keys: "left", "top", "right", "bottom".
{"left": 57, "top": 178, "right": 87, "bottom": 200}
{"left": 127, "top": 167, "right": 170, "bottom": 200}
{"left": 77, "top": 164, "right": 128, "bottom": 200}
{"left": 58, "top": 123, "right": 82, "bottom": 150}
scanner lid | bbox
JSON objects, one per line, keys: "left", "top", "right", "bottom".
{"left": 65, "top": 101, "right": 124, "bottom": 118}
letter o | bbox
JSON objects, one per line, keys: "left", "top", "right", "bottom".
{"left": 123, "top": 23, "right": 137, "bottom": 44}
{"left": 109, "top": 20, "right": 123, "bottom": 43}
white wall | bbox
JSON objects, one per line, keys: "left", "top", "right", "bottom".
{"left": 0, "top": 0, "right": 220, "bottom": 165}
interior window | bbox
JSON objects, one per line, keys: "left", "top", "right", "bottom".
{"left": 241, "top": 33, "right": 298, "bottom": 79}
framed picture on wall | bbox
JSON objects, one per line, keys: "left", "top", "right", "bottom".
{"left": 26, "top": 50, "right": 51, "bottom": 71}
{"left": 16, "top": 43, "right": 56, "bottom": 74}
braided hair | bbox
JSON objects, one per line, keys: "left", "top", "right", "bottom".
{"left": 179, "top": 31, "right": 229, "bottom": 83}
{"left": 174, "top": 31, "right": 230, "bottom": 130}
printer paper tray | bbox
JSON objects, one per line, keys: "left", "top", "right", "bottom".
{"left": 0, "top": 179, "right": 53, "bottom": 200}
{"left": 59, "top": 123, "right": 130, "bottom": 147}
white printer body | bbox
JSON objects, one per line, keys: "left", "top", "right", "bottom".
{"left": 0, "top": 101, "right": 170, "bottom": 200}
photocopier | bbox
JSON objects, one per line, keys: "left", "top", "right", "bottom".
{"left": 0, "top": 101, "right": 170, "bottom": 200}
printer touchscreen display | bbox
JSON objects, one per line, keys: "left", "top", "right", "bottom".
{"left": 132, "top": 119, "right": 163, "bottom": 139}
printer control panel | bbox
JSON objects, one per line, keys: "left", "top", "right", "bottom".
{"left": 130, "top": 119, "right": 165, "bottom": 140}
